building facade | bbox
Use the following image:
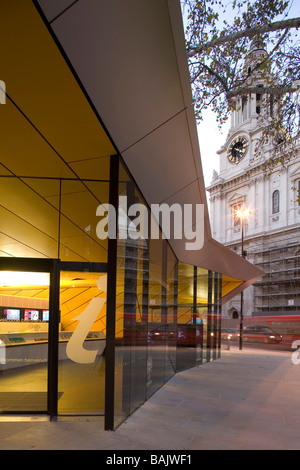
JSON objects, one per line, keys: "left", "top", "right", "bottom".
{"left": 0, "top": 0, "right": 262, "bottom": 430}
{"left": 207, "top": 39, "right": 300, "bottom": 322}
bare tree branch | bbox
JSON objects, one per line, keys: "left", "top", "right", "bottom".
{"left": 187, "top": 17, "right": 300, "bottom": 57}
{"left": 227, "top": 85, "right": 299, "bottom": 97}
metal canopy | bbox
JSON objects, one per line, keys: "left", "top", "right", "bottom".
{"left": 3, "top": 0, "right": 263, "bottom": 298}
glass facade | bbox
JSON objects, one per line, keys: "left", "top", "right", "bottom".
{"left": 111, "top": 161, "right": 223, "bottom": 428}
{"left": 0, "top": 157, "right": 226, "bottom": 428}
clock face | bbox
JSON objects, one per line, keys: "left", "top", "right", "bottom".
{"left": 227, "top": 135, "right": 248, "bottom": 164}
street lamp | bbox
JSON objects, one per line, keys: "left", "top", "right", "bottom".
{"left": 236, "top": 208, "right": 250, "bottom": 350}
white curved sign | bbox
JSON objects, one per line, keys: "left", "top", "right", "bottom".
{"left": 66, "top": 275, "right": 107, "bottom": 364}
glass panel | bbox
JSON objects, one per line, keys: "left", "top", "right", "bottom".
{"left": 197, "top": 267, "right": 209, "bottom": 364}
{"left": 114, "top": 164, "right": 148, "bottom": 426}
{"left": 207, "top": 271, "right": 214, "bottom": 362}
{"left": 58, "top": 270, "right": 107, "bottom": 415}
{"left": 212, "top": 272, "right": 219, "bottom": 359}
{"left": 0, "top": 270, "right": 49, "bottom": 412}
{"left": 0, "top": 178, "right": 60, "bottom": 258}
{"left": 217, "top": 272, "right": 222, "bottom": 358}
{"left": 147, "top": 225, "right": 177, "bottom": 397}
{"left": 114, "top": 232, "right": 126, "bottom": 425}
{"left": 147, "top": 229, "right": 164, "bottom": 398}
{"left": 176, "top": 263, "right": 196, "bottom": 371}
{"left": 60, "top": 180, "right": 109, "bottom": 263}
{"left": 164, "top": 244, "right": 177, "bottom": 381}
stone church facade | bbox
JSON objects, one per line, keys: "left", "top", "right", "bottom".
{"left": 207, "top": 39, "right": 300, "bottom": 321}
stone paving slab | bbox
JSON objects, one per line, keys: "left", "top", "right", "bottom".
{"left": 0, "top": 347, "right": 299, "bottom": 451}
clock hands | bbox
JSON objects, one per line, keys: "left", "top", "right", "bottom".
{"left": 227, "top": 135, "right": 248, "bottom": 164}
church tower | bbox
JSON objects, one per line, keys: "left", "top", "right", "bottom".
{"left": 207, "top": 38, "right": 300, "bottom": 321}
{"left": 218, "top": 37, "right": 273, "bottom": 183}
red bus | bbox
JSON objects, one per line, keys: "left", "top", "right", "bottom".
{"left": 244, "top": 315, "right": 300, "bottom": 347}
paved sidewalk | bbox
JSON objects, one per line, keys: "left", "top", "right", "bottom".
{"left": 0, "top": 346, "right": 299, "bottom": 450}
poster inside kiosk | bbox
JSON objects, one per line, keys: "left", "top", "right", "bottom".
{"left": 0, "top": 271, "right": 107, "bottom": 371}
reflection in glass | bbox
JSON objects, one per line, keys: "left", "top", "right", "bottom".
{"left": 147, "top": 226, "right": 164, "bottom": 398}
{"left": 177, "top": 263, "right": 196, "bottom": 371}
{"left": 113, "top": 161, "right": 224, "bottom": 427}
{"left": 197, "top": 267, "right": 209, "bottom": 363}
{"left": 114, "top": 166, "right": 148, "bottom": 426}
{"left": 164, "top": 243, "right": 177, "bottom": 382}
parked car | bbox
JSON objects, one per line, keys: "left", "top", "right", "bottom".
{"left": 243, "top": 326, "right": 282, "bottom": 344}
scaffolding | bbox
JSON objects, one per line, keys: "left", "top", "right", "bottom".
{"left": 251, "top": 226, "right": 300, "bottom": 316}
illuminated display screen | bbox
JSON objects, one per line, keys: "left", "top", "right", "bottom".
{"left": 3, "top": 308, "right": 21, "bottom": 320}
{"left": 42, "top": 310, "right": 49, "bottom": 321}
{"left": 24, "top": 309, "right": 40, "bottom": 321}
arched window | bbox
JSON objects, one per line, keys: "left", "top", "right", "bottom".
{"left": 272, "top": 190, "right": 280, "bottom": 214}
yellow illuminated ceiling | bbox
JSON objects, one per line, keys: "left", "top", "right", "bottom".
{"left": 0, "top": 0, "right": 115, "bottom": 177}
{"left": 0, "top": 0, "right": 114, "bottom": 260}
{"left": 221, "top": 275, "right": 243, "bottom": 298}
